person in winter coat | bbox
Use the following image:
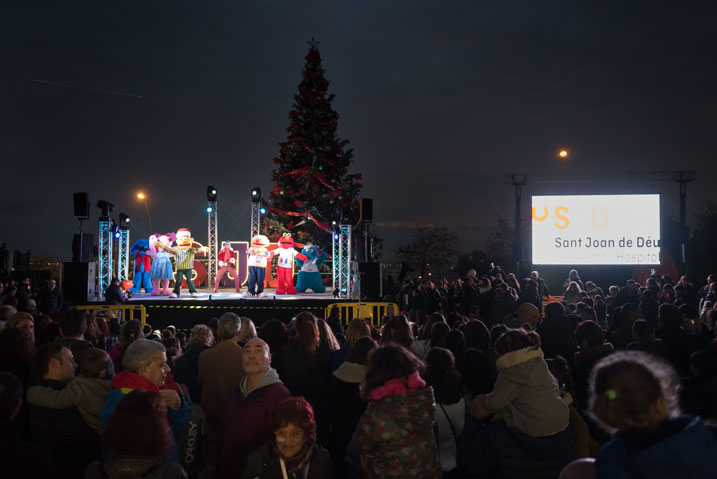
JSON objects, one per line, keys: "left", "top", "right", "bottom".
{"left": 220, "top": 338, "right": 292, "bottom": 479}
{"left": 351, "top": 344, "right": 442, "bottom": 479}
{"left": 241, "top": 397, "right": 334, "bottom": 479}
{"left": 424, "top": 347, "right": 465, "bottom": 478}
{"left": 589, "top": 350, "right": 717, "bottom": 479}
{"left": 458, "top": 328, "right": 575, "bottom": 479}
{"left": 327, "top": 337, "right": 377, "bottom": 479}
{"left": 27, "top": 348, "right": 111, "bottom": 434}
{"left": 173, "top": 324, "right": 213, "bottom": 403}
{"left": 101, "top": 340, "right": 188, "bottom": 464}
{"left": 85, "top": 390, "right": 187, "bottom": 479}
{"left": 274, "top": 312, "right": 333, "bottom": 443}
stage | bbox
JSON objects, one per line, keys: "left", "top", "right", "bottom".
{"left": 120, "top": 288, "right": 354, "bottom": 331}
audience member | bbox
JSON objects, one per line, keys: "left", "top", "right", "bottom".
{"left": 589, "top": 350, "right": 717, "bottom": 478}
{"left": 86, "top": 390, "right": 187, "bottom": 478}
{"left": 173, "top": 324, "right": 213, "bottom": 403}
{"left": 241, "top": 397, "right": 334, "bottom": 479}
{"left": 32, "top": 342, "right": 100, "bottom": 478}
{"left": 328, "top": 336, "right": 376, "bottom": 479}
{"left": 425, "top": 347, "right": 464, "bottom": 478}
{"left": 27, "top": 348, "right": 111, "bottom": 434}
{"left": 352, "top": 344, "right": 441, "bottom": 479}
{"left": 102, "top": 339, "right": 188, "bottom": 463}
{"left": 0, "top": 371, "right": 58, "bottom": 478}
{"left": 220, "top": 338, "right": 291, "bottom": 479}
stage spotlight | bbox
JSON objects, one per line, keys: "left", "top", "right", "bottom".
{"left": 260, "top": 206, "right": 267, "bottom": 215}
{"left": 96, "top": 200, "right": 114, "bottom": 220}
{"left": 251, "top": 187, "right": 261, "bottom": 203}
{"left": 334, "top": 233, "right": 340, "bottom": 241}
{"left": 331, "top": 220, "right": 337, "bottom": 226}
{"left": 112, "top": 224, "right": 121, "bottom": 238}
{"left": 207, "top": 186, "right": 217, "bottom": 202}
{"left": 206, "top": 205, "right": 214, "bottom": 214}
{"left": 119, "top": 213, "right": 130, "bottom": 229}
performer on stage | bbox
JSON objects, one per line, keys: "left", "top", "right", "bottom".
{"left": 274, "top": 233, "right": 299, "bottom": 295}
{"left": 214, "top": 241, "right": 240, "bottom": 294}
{"left": 149, "top": 232, "right": 175, "bottom": 296}
{"left": 245, "top": 235, "right": 273, "bottom": 297}
{"left": 155, "top": 228, "right": 207, "bottom": 298}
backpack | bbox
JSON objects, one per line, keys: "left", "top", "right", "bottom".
{"left": 177, "top": 384, "right": 207, "bottom": 478}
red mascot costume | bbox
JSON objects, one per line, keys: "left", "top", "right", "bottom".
{"left": 275, "top": 233, "right": 299, "bottom": 294}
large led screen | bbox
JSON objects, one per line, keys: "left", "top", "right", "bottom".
{"left": 532, "top": 194, "right": 660, "bottom": 265}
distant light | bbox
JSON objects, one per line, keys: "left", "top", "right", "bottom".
{"left": 206, "top": 205, "right": 214, "bottom": 213}
{"left": 334, "top": 234, "right": 339, "bottom": 240}
{"left": 559, "top": 150, "right": 568, "bottom": 158}
{"left": 331, "top": 220, "right": 337, "bottom": 226}
{"left": 137, "top": 192, "right": 145, "bottom": 200}
{"left": 114, "top": 231, "right": 121, "bottom": 238}
{"left": 260, "top": 207, "right": 267, "bottom": 214}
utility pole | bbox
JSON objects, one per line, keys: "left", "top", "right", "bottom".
{"left": 511, "top": 174, "right": 527, "bottom": 277}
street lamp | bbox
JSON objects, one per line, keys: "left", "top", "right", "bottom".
{"left": 136, "top": 192, "right": 154, "bottom": 233}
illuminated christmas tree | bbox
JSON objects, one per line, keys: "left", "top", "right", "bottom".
{"left": 264, "top": 39, "right": 362, "bottom": 252}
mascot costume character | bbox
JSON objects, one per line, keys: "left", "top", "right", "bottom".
{"left": 148, "top": 232, "right": 176, "bottom": 296}
{"left": 295, "top": 244, "right": 328, "bottom": 293}
{"left": 214, "top": 241, "right": 240, "bottom": 294}
{"left": 129, "top": 239, "right": 153, "bottom": 294}
{"left": 246, "top": 234, "right": 273, "bottom": 297}
{"left": 155, "top": 228, "right": 207, "bottom": 298}
{"left": 274, "top": 233, "right": 299, "bottom": 295}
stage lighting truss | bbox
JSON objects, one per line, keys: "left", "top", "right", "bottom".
{"left": 207, "top": 200, "right": 218, "bottom": 288}
{"left": 98, "top": 218, "right": 113, "bottom": 299}
{"left": 117, "top": 229, "right": 130, "bottom": 283}
{"left": 250, "top": 202, "right": 261, "bottom": 238}
{"left": 331, "top": 224, "right": 351, "bottom": 298}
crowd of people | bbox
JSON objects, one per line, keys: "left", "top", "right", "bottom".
{"left": 1, "top": 267, "right": 717, "bottom": 478}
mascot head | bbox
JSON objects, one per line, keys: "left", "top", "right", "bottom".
{"left": 149, "top": 232, "right": 176, "bottom": 255}
{"left": 301, "top": 244, "right": 319, "bottom": 262}
{"left": 176, "top": 228, "right": 193, "bottom": 249}
{"left": 130, "top": 238, "right": 151, "bottom": 255}
{"left": 251, "top": 234, "right": 270, "bottom": 249}
{"left": 279, "top": 233, "right": 295, "bottom": 250}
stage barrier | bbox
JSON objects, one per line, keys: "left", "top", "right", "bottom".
{"left": 326, "top": 302, "right": 399, "bottom": 327}
{"left": 74, "top": 304, "right": 148, "bottom": 325}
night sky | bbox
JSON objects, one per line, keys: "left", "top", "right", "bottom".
{"left": 2, "top": 1, "right": 716, "bottom": 262}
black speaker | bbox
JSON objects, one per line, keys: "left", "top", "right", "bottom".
{"left": 73, "top": 192, "right": 89, "bottom": 218}
{"left": 359, "top": 262, "right": 381, "bottom": 301}
{"left": 72, "top": 234, "right": 94, "bottom": 262}
{"left": 360, "top": 198, "right": 373, "bottom": 223}
{"left": 62, "top": 262, "right": 96, "bottom": 304}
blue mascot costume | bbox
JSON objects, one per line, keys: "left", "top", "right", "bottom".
{"left": 130, "top": 239, "right": 153, "bottom": 294}
{"left": 295, "top": 244, "right": 328, "bottom": 293}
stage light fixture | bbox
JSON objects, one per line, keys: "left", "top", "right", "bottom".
{"left": 251, "top": 187, "right": 261, "bottom": 203}
{"left": 260, "top": 207, "right": 267, "bottom": 215}
{"left": 206, "top": 205, "right": 214, "bottom": 214}
{"left": 207, "top": 186, "right": 218, "bottom": 202}
{"left": 118, "top": 213, "right": 130, "bottom": 229}
{"left": 334, "top": 233, "right": 340, "bottom": 240}
{"left": 96, "top": 200, "right": 114, "bottom": 220}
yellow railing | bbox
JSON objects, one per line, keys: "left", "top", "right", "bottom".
{"left": 74, "top": 304, "right": 148, "bottom": 325}
{"left": 325, "top": 302, "right": 399, "bottom": 327}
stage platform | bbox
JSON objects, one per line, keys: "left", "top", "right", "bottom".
{"left": 119, "top": 288, "right": 353, "bottom": 331}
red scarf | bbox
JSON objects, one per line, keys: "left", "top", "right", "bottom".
{"left": 111, "top": 370, "right": 160, "bottom": 393}
{"left": 369, "top": 371, "right": 426, "bottom": 402}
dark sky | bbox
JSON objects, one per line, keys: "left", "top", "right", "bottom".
{"left": 2, "top": 0, "right": 716, "bottom": 262}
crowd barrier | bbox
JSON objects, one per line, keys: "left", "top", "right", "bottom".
{"left": 74, "top": 304, "right": 148, "bottom": 325}
{"left": 325, "top": 302, "right": 399, "bottom": 327}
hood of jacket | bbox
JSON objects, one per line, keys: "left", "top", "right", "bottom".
{"left": 333, "top": 361, "right": 366, "bottom": 384}
{"left": 494, "top": 347, "right": 551, "bottom": 387}
{"left": 239, "top": 367, "right": 283, "bottom": 398}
